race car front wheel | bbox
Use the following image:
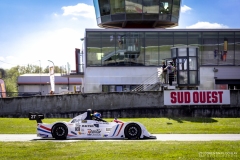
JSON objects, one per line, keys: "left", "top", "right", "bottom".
{"left": 124, "top": 123, "right": 141, "bottom": 140}
{"left": 51, "top": 123, "right": 68, "bottom": 140}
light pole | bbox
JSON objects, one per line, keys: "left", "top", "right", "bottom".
{"left": 80, "top": 38, "right": 84, "bottom": 93}
{"left": 39, "top": 60, "right": 42, "bottom": 95}
{"left": 80, "top": 38, "right": 84, "bottom": 73}
{"left": 48, "top": 60, "right": 54, "bottom": 67}
{"left": 48, "top": 60, "right": 55, "bottom": 94}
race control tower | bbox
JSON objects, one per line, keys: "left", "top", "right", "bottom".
{"left": 93, "top": 0, "right": 181, "bottom": 28}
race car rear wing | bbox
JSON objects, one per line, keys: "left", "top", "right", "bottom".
{"left": 28, "top": 112, "right": 44, "bottom": 123}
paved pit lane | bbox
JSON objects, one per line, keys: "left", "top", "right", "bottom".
{"left": 0, "top": 134, "right": 240, "bottom": 142}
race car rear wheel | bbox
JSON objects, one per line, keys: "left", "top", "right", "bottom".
{"left": 124, "top": 123, "right": 141, "bottom": 140}
{"left": 51, "top": 123, "right": 68, "bottom": 140}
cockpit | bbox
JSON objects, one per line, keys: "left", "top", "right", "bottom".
{"left": 70, "top": 109, "right": 107, "bottom": 123}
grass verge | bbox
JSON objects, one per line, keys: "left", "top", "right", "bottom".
{"left": 0, "top": 117, "right": 240, "bottom": 134}
{"left": 0, "top": 141, "right": 239, "bottom": 160}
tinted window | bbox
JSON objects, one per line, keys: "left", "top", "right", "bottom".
{"left": 110, "top": 0, "right": 125, "bottom": 14}
{"left": 99, "top": 0, "right": 111, "bottom": 16}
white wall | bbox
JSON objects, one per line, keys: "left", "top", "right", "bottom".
{"left": 19, "top": 84, "right": 81, "bottom": 95}
{"left": 83, "top": 66, "right": 239, "bottom": 92}
{"left": 83, "top": 67, "right": 160, "bottom": 93}
{"left": 199, "top": 67, "right": 217, "bottom": 90}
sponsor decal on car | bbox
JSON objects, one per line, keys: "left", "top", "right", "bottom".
{"left": 38, "top": 125, "right": 51, "bottom": 134}
{"left": 106, "top": 128, "right": 111, "bottom": 131}
{"left": 81, "top": 120, "right": 87, "bottom": 123}
{"left": 71, "top": 131, "right": 77, "bottom": 135}
{"left": 94, "top": 124, "right": 99, "bottom": 127}
{"left": 75, "top": 127, "right": 80, "bottom": 131}
{"left": 111, "top": 123, "right": 124, "bottom": 137}
{"left": 103, "top": 134, "right": 108, "bottom": 137}
{"left": 96, "top": 122, "right": 109, "bottom": 124}
{"left": 82, "top": 125, "right": 94, "bottom": 127}
{"left": 87, "top": 129, "right": 101, "bottom": 136}
{"left": 78, "top": 131, "right": 84, "bottom": 135}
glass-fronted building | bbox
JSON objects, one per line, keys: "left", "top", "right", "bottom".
{"left": 79, "top": 29, "right": 240, "bottom": 93}
{"left": 86, "top": 29, "right": 240, "bottom": 67}
{"left": 93, "top": 0, "right": 181, "bottom": 28}
{"left": 71, "top": 0, "right": 240, "bottom": 93}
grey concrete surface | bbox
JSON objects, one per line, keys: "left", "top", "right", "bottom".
{"left": 0, "top": 134, "right": 240, "bottom": 142}
{"left": 1, "top": 90, "right": 240, "bottom": 118}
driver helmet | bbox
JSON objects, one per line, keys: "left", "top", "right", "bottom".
{"left": 93, "top": 112, "right": 101, "bottom": 118}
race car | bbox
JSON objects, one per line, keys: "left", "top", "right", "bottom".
{"left": 29, "top": 109, "right": 156, "bottom": 140}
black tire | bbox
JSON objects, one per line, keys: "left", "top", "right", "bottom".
{"left": 51, "top": 123, "right": 68, "bottom": 140}
{"left": 124, "top": 123, "right": 142, "bottom": 140}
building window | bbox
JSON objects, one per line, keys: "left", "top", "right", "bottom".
{"left": 93, "top": 0, "right": 101, "bottom": 18}
{"left": 125, "top": 0, "right": 143, "bottom": 20}
{"left": 218, "top": 32, "right": 234, "bottom": 65}
{"left": 102, "top": 85, "right": 137, "bottom": 92}
{"left": 101, "top": 32, "right": 116, "bottom": 66}
{"left": 145, "top": 32, "right": 159, "bottom": 66}
{"left": 171, "top": 0, "right": 180, "bottom": 22}
{"left": 143, "top": 0, "right": 159, "bottom": 14}
{"left": 202, "top": 32, "right": 218, "bottom": 65}
{"left": 159, "top": 0, "right": 172, "bottom": 14}
{"left": 87, "top": 32, "right": 102, "bottom": 66}
{"left": 110, "top": 0, "right": 125, "bottom": 14}
{"left": 159, "top": 32, "right": 173, "bottom": 63}
{"left": 99, "top": 0, "right": 111, "bottom": 16}
{"left": 125, "top": 0, "right": 143, "bottom": 13}
{"left": 236, "top": 32, "right": 240, "bottom": 65}
{"left": 174, "top": 32, "right": 187, "bottom": 47}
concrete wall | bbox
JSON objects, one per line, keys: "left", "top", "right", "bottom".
{"left": 0, "top": 90, "right": 240, "bottom": 118}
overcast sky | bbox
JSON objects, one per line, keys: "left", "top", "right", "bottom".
{"left": 0, "top": 0, "right": 239, "bottom": 69}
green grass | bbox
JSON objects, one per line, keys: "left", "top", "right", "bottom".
{"left": 1, "top": 118, "right": 240, "bottom": 160}
{"left": 0, "top": 141, "right": 239, "bottom": 160}
{"left": 0, "top": 117, "right": 240, "bottom": 134}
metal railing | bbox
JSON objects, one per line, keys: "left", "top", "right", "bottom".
{"left": 0, "top": 92, "right": 41, "bottom": 98}
{"left": 131, "top": 71, "right": 160, "bottom": 92}
{"left": 131, "top": 70, "right": 177, "bottom": 92}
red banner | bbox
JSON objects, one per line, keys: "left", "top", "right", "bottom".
{"left": 164, "top": 90, "right": 230, "bottom": 105}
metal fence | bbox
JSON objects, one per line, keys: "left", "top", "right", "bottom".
{"left": 0, "top": 92, "right": 41, "bottom": 98}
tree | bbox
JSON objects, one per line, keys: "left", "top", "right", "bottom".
{"left": 1, "top": 65, "right": 64, "bottom": 93}
{"left": 0, "top": 68, "right": 6, "bottom": 78}
{"left": 3, "top": 66, "right": 21, "bottom": 93}
{"left": 18, "top": 64, "right": 42, "bottom": 74}
{"left": 43, "top": 65, "right": 66, "bottom": 73}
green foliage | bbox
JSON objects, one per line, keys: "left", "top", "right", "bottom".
{"left": 43, "top": 65, "right": 64, "bottom": 73}
{"left": 0, "top": 68, "right": 6, "bottom": 78}
{"left": 1, "top": 65, "right": 64, "bottom": 93}
{"left": 18, "top": 64, "right": 42, "bottom": 74}
{"left": 3, "top": 66, "right": 20, "bottom": 92}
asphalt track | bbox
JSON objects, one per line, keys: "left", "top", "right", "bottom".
{"left": 1, "top": 134, "right": 240, "bottom": 142}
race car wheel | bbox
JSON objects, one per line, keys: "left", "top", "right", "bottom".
{"left": 51, "top": 123, "right": 68, "bottom": 140}
{"left": 124, "top": 123, "right": 141, "bottom": 140}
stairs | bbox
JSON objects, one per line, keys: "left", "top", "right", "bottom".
{"left": 132, "top": 69, "right": 177, "bottom": 92}
{"left": 101, "top": 50, "right": 126, "bottom": 63}
{"left": 132, "top": 71, "right": 162, "bottom": 92}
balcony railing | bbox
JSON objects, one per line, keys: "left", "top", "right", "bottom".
{"left": 0, "top": 92, "right": 41, "bottom": 98}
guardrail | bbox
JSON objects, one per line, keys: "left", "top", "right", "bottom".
{"left": 0, "top": 92, "right": 41, "bottom": 98}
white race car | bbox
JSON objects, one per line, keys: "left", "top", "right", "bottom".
{"left": 29, "top": 109, "right": 156, "bottom": 140}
